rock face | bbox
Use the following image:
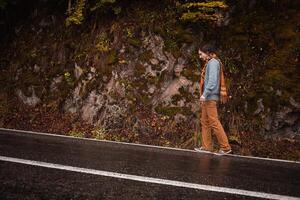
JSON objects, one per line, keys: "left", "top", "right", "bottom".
{"left": 16, "top": 87, "right": 41, "bottom": 107}
{"left": 2, "top": 0, "right": 300, "bottom": 144}
{"left": 60, "top": 32, "right": 199, "bottom": 131}
{"left": 264, "top": 98, "right": 300, "bottom": 140}
{"left": 9, "top": 26, "right": 299, "bottom": 140}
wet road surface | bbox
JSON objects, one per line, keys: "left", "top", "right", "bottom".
{"left": 0, "top": 128, "right": 299, "bottom": 199}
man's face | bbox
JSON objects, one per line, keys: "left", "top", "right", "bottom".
{"left": 198, "top": 50, "right": 210, "bottom": 61}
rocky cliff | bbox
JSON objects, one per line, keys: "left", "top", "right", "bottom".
{"left": 0, "top": 0, "right": 299, "bottom": 160}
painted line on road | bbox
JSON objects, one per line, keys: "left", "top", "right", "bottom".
{"left": 0, "top": 155, "right": 299, "bottom": 200}
{"left": 1, "top": 127, "right": 300, "bottom": 164}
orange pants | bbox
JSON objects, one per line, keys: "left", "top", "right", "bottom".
{"left": 201, "top": 100, "right": 231, "bottom": 151}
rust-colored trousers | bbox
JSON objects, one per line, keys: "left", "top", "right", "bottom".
{"left": 201, "top": 100, "right": 231, "bottom": 151}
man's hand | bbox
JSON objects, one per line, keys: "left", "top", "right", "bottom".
{"left": 200, "top": 95, "right": 206, "bottom": 102}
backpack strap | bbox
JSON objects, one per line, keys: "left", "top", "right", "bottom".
{"left": 218, "top": 60, "right": 229, "bottom": 104}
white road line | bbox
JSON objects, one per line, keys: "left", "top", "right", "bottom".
{"left": 1, "top": 127, "right": 300, "bottom": 164}
{"left": 0, "top": 156, "right": 299, "bottom": 200}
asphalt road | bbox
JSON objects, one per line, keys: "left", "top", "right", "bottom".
{"left": 0, "top": 128, "right": 299, "bottom": 200}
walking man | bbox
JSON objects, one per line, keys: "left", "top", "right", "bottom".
{"left": 195, "top": 45, "right": 232, "bottom": 154}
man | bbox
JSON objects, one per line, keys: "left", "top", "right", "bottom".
{"left": 195, "top": 45, "right": 232, "bottom": 154}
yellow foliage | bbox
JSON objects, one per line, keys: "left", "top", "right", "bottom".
{"left": 91, "top": 127, "right": 107, "bottom": 140}
{"left": 95, "top": 33, "right": 110, "bottom": 52}
{"left": 229, "top": 134, "right": 241, "bottom": 145}
{"left": 182, "top": 1, "right": 228, "bottom": 9}
{"left": 181, "top": 12, "right": 222, "bottom": 22}
{"left": 180, "top": 0, "right": 228, "bottom": 23}
{"left": 68, "top": 130, "right": 85, "bottom": 138}
{"left": 66, "top": 0, "right": 86, "bottom": 27}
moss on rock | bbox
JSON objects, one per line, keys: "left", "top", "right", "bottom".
{"left": 155, "top": 104, "right": 192, "bottom": 116}
{"left": 139, "top": 50, "right": 154, "bottom": 62}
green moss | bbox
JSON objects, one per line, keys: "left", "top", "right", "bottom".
{"left": 0, "top": 95, "right": 9, "bottom": 116}
{"left": 228, "top": 134, "right": 241, "bottom": 145}
{"left": 146, "top": 75, "right": 160, "bottom": 86}
{"left": 17, "top": 71, "right": 42, "bottom": 96}
{"left": 29, "top": 48, "right": 38, "bottom": 58}
{"left": 119, "top": 79, "right": 133, "bottom": 91}
{"left": 171, "top": 94, "right": 182, "bottom": 104}
{"left": 95, "top": 32, "right": 110, "bottom": 53}
{"left": 134, "top": 62, "right": 146, "bottom": 76}
{"left": 48, "top": 64, "right": 64, "bottom": 78}
{"left": 91, "top": 127, "right": 107, "bottom": 140}
{"left": 55, "top": 80, "right": 73, "bottom": 100}
{"left": 68, "top": 130, "right": 85, "bottom": 138}
{"left": 151, "top": 63, "right": 161, "bottom": 70}
{"left": 65, "top": 0, "right": 85, "bottom": 26}
{"left": 140, "top": 94, "right": 151, "bottom": 105}
{"left": 125, "top": 27, "right": 134, "bottom": 38}
{"left": 170, "top": 26, "right": 195, "bottom": 45}
{"left": 155, "top": 104, "right": 192, "bottom": 116}
{"left": 131, "top": 77, "right": 148, "bottom": 91}
{"left": 109, "top": 90, "right": 121, "bottom": 101}
{"left": 178, "top": 86, "right": 193, "bottom": 103}
{"left": 75, "top": 50, "right": 88, "bottom": 62}
{"left": 63, "top": 71, "right": 75, "bottom": 86}
{"left": 182, "top": 1, "right": 228, "bottom": 9}
{"left": 276, "top": 25, "right": 298, "bottom": 40}
{"left": 107, "top": 50, "right": 118, "bottom": 65}
{"left": 180, "top": 1, "right": 228, "bottom": 23}
{"left": 125, "top": 91, "right": 137, "bottom": 102}
{"left": 155, "top": 105, "right": 180, "bottom": 116}
{"left": 182, "top": 68, "right": 199, "bottom": 82}
{"left": 264, "top": 69, "right": 286, "bottom": 86}
{"left": 80, "top": 79, "right": 97, "bottom": 99}
{"left": 153, "top": 25, "right": 167, "bottom": 38}
{"left": 164, "top": 39, "right": 181, "bottom": 58}
{"left": 139, "top": 50, "right": 153, "bottom": 62}
{"left": 128, "top": 38, "right": 142, "bottom": 48}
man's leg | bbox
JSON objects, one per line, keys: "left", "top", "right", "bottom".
{"left": 201, "top": 102, "right": 213, "bottom": 151}
{"left": 206, "top": 101, "right": 231, "bottom": 151}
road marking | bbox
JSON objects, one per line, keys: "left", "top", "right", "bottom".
{"left": 1, "top": 127, "right": 300, "bottom": 164}
{"left": 0, "top": 156, "right": 299, "bottom": 200}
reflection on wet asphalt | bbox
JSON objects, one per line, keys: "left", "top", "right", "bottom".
{"left": 0, "top": 128, "right": 299, "bottom": 199}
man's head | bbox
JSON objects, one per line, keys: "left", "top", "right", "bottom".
{"left": 198, "top": 44, "right": 217, "bottom": 62}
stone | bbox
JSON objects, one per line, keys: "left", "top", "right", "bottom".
{"left": 148, "top": 85, "right": 156, "bottom": 94}
{"left": 150, "top": 58, "right": 159, "bottom": 65}
{"left": 254, "top": 98, "right": 264, "bottom": 115}
{"left": 290, "top": 97, "right": 300, "bottom": 109}
{"left": 264, "top": 116, "right": 272, "bottom": 131}
{"left": 103, "top": 75, "right": 108, "bottom": 82}
{"left": 81, "top": 90, "right": 104, "bottom": 124}
{"left": 145, "top": 64, "right": 157, "bottom": 77}
{"left": 74, "top": 62, "right": 83, "bottom": 79}
{"left": 50, "top": 76, "right": 63, "bottom": 92}
{"left": 174, "top": 64, "right": 184, "bottom": 77}
{"left": 159, "top": 76, "right": 192, "bottom": 104}
{"left": 90, "top": 67, "right": 96, "bottom": 73}
{"left": 276, "top": 90, "right": 282, "bottom": 96}
{"left": 33, "top": 64, "right": 40, "bottom": 73}
{"left": 16, "top": 87, "right": 41, "bottom": 107}
{"left": 174, "top": 113, "right": 187, "bottom": 123}
{"left": 177, "top": 100, "right": 185, "bottom": 107}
